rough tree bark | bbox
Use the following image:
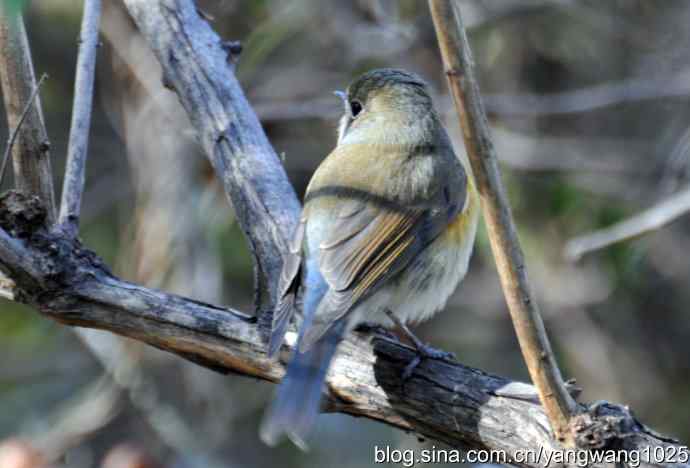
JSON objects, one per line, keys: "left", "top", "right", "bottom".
{"left": 123, "top": 0, "right": 301, "bottom": 315}
{"left": 0, "top": 1, "right": 685, "bottom": 466}
{"left": 0, "top": 10, "right": 56, "bottom": 220}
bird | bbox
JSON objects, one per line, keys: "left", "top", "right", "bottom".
{"left": 260, "top": 68, "right": 479, "bottom": 449}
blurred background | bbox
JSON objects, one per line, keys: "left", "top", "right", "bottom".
{"left": 1, "top": 0, "right": 690, "bottom": 467}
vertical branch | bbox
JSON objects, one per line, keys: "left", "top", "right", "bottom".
{"left": 428, "top": 0, "right": 578, "bottom": 443}
{"left": 58, "top": 0, "right": 102, "bottom": 236}
{"left": 0, "top": 73, "right": 47, "bottom": 186}
{"left": 0, "top": 10, "right": 56, "bottom": 221}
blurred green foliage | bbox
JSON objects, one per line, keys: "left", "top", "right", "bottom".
{"left": 2, "top": 0, "right": 26, "bottom": 17}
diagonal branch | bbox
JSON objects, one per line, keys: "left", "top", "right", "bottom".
{"left": 122, "top": 0, "right": 301, "bottom": 314}
{"left": 482, "top": 71, "right": 690, "bottom": 116}
{"left": 58, "top": 0, "right": 102, "bottom": 236}
{"left": 0, "top": 0, "right": 684, "bottom": 464}
{"left": 0, "top": 9, "right": 56, "bottom": 221}
{"left": 428, "top": 0, "right": 578, "bottom": 444}
{"left": 565, "top": 185, "right": 690, "bottom": 261}
{"left": 0, "top": 190, "right": 682, "bottom": 467}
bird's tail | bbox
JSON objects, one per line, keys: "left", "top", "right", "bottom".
{"left": 260, "top": 319, "right": 345, "bottom": 449}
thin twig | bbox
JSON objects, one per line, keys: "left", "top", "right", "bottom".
{"left": 482, "top": 72, "right": 690, "bottom": 116}
{"left": 0, "top": 0, "right": 681, "bottom": 459}
{"left": 33, "top": 376, "right": 122, "bottom": 463}
{"left": 0, "top": 10, "right": 56, "bottom": 220}
{"left": 428, "top": 0, "right": 577, "bottom": 444}
{"left": 58, "top": 0, "right": 102, "bottom": 236}
{"left": 0, "top": 73, "right": 47, "bottom": 187}
{"left": 74, "top": 329, "right": 201, "bottom": 454}
{"left": 565, "top": 186, "right": 690, "bottom": 261}
{"left": 252, "top": 70, "right": 690, "bottom": 121}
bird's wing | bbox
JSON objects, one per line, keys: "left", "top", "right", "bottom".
{"left": 268, "top": 215, "right": 306, "bottom": 358}
{"left": 299, "top": 195, "right": 457, "bottom": 351}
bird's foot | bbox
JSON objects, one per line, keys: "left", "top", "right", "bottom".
{"left": 383, "top": 310, "right": 455, "bottom": 381}
{"left": 354, "top": 321, "right": 394, "bottom": 339}
{"left": 402, "top": 342, "right": 456, "bottom": 380}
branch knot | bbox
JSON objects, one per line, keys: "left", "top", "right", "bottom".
{"left": 569, "top": 401, "right": 667, "bottom": 453}
{"left": 0, "top": 190, "right": 111, "bottom": 298}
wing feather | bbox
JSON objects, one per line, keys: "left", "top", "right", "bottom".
{"left": 268, "top": 217, "right": 306, "bottom": 358}
{"left": 297, "top": 142, "right": 469, "bottom": 352}
{"left": 300, "top": 205, "right": 426, "bottom": 350}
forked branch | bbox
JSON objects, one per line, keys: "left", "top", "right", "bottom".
{"left": 0, "top": 1, "right": 684, "bottom": 465}
{"left": 0, "top": 190, "right": 682, "bottom": 468}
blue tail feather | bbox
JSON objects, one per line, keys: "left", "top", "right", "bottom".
{"left": 260, "top": 319, "right": 345, "bottom": 448}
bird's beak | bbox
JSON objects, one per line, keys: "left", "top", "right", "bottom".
{"left": 333, "top": 90, "right": 347, "bottom": 103}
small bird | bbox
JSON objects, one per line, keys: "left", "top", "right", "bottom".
{"left": 260, "top": 68, "right": 479, "bottom": 448}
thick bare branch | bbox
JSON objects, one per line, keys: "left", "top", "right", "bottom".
{"left": 58, "top": 0, "right": 102, "bottom": 236}
{"left": 0, "top": 190, "right": 682, "bottom": 467}
{"left": 0, "top": 0, "right": 684, "bottom": 463}
{"left": 565, "top": 186, "right": 690, "bottom": 261}
{"left": 428, "top": 0, "right": 577, "bottom": 443}
{"left": 0, "top": 222, "right": 42, "bottom": 283}
{"left": 122, "top": 0, "right": 301, "bottom": 312}
{"left": 0, "top": 11, "right": 56, "bottom": 221}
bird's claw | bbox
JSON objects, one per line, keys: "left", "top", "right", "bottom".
{"left": 354, "top": 321, "right": 396, "bottom": 340}
{"left": 402, "top": 342, "right": 455, "bottom": 381}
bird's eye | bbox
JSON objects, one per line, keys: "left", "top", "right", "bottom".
{"left": 350, "top": 100, "right": 363, "bottom": 117}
